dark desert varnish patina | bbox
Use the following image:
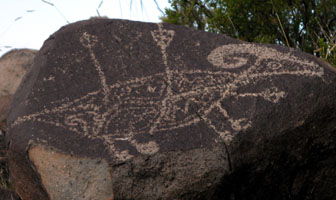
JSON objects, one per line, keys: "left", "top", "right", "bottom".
{"left": 6, "top": 19, "right": 336, "bottom": 200}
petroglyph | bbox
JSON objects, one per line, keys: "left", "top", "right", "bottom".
{"left": 11, "top": 24, "right": 325, "bottom": 162}
{"left": 207, "top": 43, "right": 325, "bottom": 74}
{"left": 150, "top": 23, "right": 175, "bottom": 135}
{"left": 80, "top": 32, "right": 109, "bottom": 104}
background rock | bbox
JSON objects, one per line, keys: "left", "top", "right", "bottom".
{"left": 6, "top": 19, "right": 336, "bottom": 200}
{"left": 0, "top": 95, "right": 12, "bottom": 131}
{"left": 0, "top": 49, "right": 37, "bottom": 198}
{"left": 0, "top": 49, "right": 37, "bottom": 96}
{"left": 0, "top": 49, "right": 37, "bottom": 128}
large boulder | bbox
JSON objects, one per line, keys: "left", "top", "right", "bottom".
{"left": 0, "top": 49, "right": 38, "bottom": 128}
{"left": 6, "top": 19, "right": 336, "bottom": 200}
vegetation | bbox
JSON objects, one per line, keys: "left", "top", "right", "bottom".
{"left": 162, "top": 0, "right": 336, "bottom": 67}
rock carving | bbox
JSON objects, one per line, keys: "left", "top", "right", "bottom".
{"left": 11, "top": 24, "right": 325, "bottom": 161}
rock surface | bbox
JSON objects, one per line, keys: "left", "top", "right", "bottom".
{"left": 0, "top": 187, "right": 20, "bottom": 200}
{"left": 6, "top": 19, "right": 336, "bottom": 200}
{"left": 0, "top": 49, "right": 37, "bottom": 128}
{"left": 0, "top": 49, "right": 37, "bottom": 199}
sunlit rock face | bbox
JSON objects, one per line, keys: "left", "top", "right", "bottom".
{"left": 0, "top": 49, "right": 37, "bottom": 127}
{"left": 6, "top": 19, "right": 336, "bottom": 200}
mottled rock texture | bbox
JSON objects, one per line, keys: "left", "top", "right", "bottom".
{"left": 0, "top": 49, "right": 37, "bottom": 128}
{"left": 6, "top": 19, "right": 336, "bottom": 200}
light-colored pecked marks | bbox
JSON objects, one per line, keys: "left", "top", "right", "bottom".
{"left": 11, "top": 24, "right": 325, "bottom": 162}
{"left": 150, "top": 23, "right": 175, "bottom": 134}
{"left": 207, "top": 43, "right": 325, "bottom": 74}
{"left": 80, "top": 32, "right": 110, "bottom": 105}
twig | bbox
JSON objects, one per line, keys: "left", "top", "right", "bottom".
{"left": 14, "top": 17, "right": 22, "bottom": 21}
{"left": 315, "top": 18, "right": 332, "bottom": 42}
{"left": 98, "top": 0, "right": 103, "bottom": 9}
{"left": 96, "top": 0, "right": 103, "bottom": 16}
{"left": 329, "top": 43, "right": 336, "bottom": 52}
{"left": 227, "top": 14, "right": 239, "bottom": 38}
{"left": 41, "top": 0, "right": 53, "bottom": 6}
{"left": 275, "top": 12, "right": 290, "bottom": 47}
{"left": 271, "top": 0, "right": 290, "bottom": 47}
{"left": 314, "top": 18, "right": 336, "bottom": 59}
{"left": 153, "top": 0, "right": 164, "bottom": 15}
{"left": 41, "top": 0, "right": 69, "bottom": 24}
